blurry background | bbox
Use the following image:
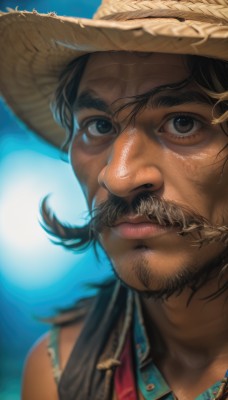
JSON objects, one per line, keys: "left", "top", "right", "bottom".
{"left": 0, "top": 1, "right": 113, "bottom": 399}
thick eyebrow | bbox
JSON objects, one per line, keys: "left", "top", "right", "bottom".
{"left": 74, "top": 90, "right": 111, "bottom": 114}
{"left": 74, "top": 89, "right": 212, "bottom": 117}
{"left": 151, "top": 91, "right": 213, "bottom": 108}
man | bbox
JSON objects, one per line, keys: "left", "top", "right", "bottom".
{"left": 0, "top": 1, "right": 227, "bottom": 399}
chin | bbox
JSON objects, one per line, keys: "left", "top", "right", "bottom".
{"left": 110, "top": 247, "right": 189, "bottom": 291}
{"left": 108, "top": 241, "right": 226, "bottom": 296}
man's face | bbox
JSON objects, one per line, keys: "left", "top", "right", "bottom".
{"left": 69, "top": 52, "right": 228, "bottom": 293}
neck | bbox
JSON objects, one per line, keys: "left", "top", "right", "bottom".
{"left": 141, "top": 278, "right": 228, "bottom": 367}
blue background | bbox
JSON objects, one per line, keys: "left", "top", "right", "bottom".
{"left": 0, "top": 1, "right": 113, "bottom": 399}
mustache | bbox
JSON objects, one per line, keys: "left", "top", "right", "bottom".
{"left": 90, "top": 192, "right": 228, "bottom": 246}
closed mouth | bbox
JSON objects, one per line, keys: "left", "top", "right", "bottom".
{"left": 111, "top": 216, "right": 171, "bottom": 240}
{"left": 113, "top": 214, "right": 162, "bottom": 227}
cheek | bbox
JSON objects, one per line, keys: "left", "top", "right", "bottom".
{"left": 185, "top": 154, "right": 227, "bottom": 191}
{"left": 70, "top": 140, "right": 106, "bottom": 207}
{"left": 70, "top": 155, "right": 92, "bottom": 203}
{"left": 173, "top": 151, "right": 228, "bottom": 221}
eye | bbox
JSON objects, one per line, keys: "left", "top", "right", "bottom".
{"left": 160, "top": 115, "right": 202, "bottom": 137}
{"left": 86, "top": 119, "right": 115, "bottom": 137}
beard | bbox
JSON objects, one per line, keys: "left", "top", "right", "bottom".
{"left": 90, "top": 192, "right": 228, "bottom": 302}
{"left": 108, "top": 247, "right": 228, "bottom": 304}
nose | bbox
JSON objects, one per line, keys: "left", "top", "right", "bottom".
{"left": 98, "top": 128, "right": 163, "bottom": 198}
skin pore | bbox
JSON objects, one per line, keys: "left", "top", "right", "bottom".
{"left": 69, "top": 52, "right": 228, "bottom": 399}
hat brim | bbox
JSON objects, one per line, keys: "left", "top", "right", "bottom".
{"left": 0, "top": 11, "right": 228, "bottom": 150}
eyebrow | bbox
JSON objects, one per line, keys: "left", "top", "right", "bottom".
{"left": 151, "top": 91, "right": 212, "bottom": 108}
{"left": 74, "top": 89, "right": 212, "bottom": 115}
{"left": 74, "top": 90, "right": 111, "bottom": 114}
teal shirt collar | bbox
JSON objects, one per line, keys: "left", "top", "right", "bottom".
{"left": 133, "top": 293, "right": 227, "bottom": 400}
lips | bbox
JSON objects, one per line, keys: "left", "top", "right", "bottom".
{"left": 111, "top": 215, "right": 169, "bottom": 239}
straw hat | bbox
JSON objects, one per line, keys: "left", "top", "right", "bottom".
{"left": 0, "top": 0, "right": 227, "bottom": 149}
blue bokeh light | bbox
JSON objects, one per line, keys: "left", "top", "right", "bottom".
{"left": 0, "top": 146, "right": 88, "bottom": 288}
{"left": 0, "top": 1, "right": 113, "bottom": 399}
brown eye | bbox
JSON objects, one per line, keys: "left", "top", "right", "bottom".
{"left": 173, "top": 116, "right": 194, "bottom": 134}
{"left": 161, "top": 115, "right": 202, "bottom": 137}
{"left": 87, "top": 119, "right": 115, "bottom": 136}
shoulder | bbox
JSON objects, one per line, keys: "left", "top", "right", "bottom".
{"left": 21, "top": 322, "right": 83, "bottom": 400}
{"left": 22, "top": 332, "right": 57, "bottom": 400}
{"left": 22, "top": 280, "right": 118, "bottom": 400}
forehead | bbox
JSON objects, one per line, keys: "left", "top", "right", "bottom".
{"left": 78, "top": 52, "right": 190, "bottom": 98}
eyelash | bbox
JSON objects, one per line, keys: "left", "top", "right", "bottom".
{"left": 77, "top": 112, "right": 207, "bottom": 144}
{"left": 158, "top": 112, "right": 205, "bottom": 139}
{"left": 77, "top": 117, "right": 116, "bottom": 143}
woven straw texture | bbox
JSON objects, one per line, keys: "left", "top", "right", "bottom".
{"left": 95, "top": 0, "right": 228, "bottom": 22}
{"left": 0, "top": 0, "right": 227, "bottom": 149}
